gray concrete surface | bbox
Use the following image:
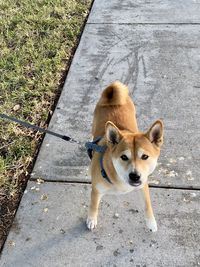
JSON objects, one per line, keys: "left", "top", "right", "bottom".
{"left": 1, "top": 182, "right": 200, "bottom": 267}
{"left": 32, "top": 24, "right": 200, "bottom": 188}
{"left": 88, "top": 0, "right": 200, "bottom": 24}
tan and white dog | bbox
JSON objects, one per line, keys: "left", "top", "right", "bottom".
{"left": 86, "top": 81, "right": 163, "bottom": 232}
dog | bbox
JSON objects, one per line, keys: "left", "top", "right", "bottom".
{"left": 86, "top": 81, "right": 163, "bottom": 232}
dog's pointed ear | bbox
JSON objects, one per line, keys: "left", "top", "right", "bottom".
{"left": 146, "top": 120, "right": 164, "bottom": 147}
{"left": 105, "top": 121, "right": 122, "bottom": 145}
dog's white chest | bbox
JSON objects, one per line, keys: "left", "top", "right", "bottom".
{"left": 96, "top": 183, "right": 134, "bottom": 195}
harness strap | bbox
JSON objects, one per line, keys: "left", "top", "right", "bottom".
{"left": 99, "top": 152, "right": 113, "bottom": 184}
{"left": 85, "top": 137, "right": 112, "bottom": 184}
{"left": 85, "top": 137, "right": 106, "bottom": 159}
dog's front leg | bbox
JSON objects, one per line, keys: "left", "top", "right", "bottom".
{"left": 86, "top": 187, "right": 102, "bottom": 230}
{"left": 141, "top": 183, "right": 157, "bottom": 232}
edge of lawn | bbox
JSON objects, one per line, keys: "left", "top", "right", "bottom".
{"left": 0, "top": 0, "right": 94, "bottom": 252}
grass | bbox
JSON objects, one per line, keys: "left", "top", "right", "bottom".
{"left": 0, "top": 0, "right": 92, "bottom": 249}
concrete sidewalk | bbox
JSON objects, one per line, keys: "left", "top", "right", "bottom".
{"left": 1, "top": 0, "right": 200, "bottom": 266}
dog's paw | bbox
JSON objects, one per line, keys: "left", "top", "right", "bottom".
{"left": 86, "top": 216, "right": 97, "bottom": 231}
{"left": 146, "top": 217, "right": 157, "bottom": 232}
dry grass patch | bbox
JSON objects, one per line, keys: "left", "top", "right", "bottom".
{"left": 0, "top": 0, "right": 92, "bottom": 249}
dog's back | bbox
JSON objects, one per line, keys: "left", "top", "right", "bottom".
{"left": 92, "top": 81, "right": 138, "bottom": 138}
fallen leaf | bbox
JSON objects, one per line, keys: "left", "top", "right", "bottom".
{"left": 169, "top": 158, "right": 177, "bottom": 163}
{"left": 36, "top": 178, "right": 44, "bottom": 184}
{"left": 41, "top": 194, "right": 48, "bottom": 200}
{"left": 43, "top": 208, "right": 48, "bottom": 213}
{"left": 186, "top": 170, "right": 192, "bottom": 176}
{"left": 13, "top": 104, "right": 20, "bottom": 111}
{"left": 31, "top": 186, "right": 36, "bottom": 190}
{"left": 8, "top": 240, "right": 15, "bottom": 247}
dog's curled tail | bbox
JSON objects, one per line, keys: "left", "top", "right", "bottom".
{"left": 100, "top": 81, "right": 129, "bottom": 106}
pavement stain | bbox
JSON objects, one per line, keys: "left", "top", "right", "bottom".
{"left": 93, "top": 237, "right": 100, "bottom": 244}
{"left": 96, "top": 245, "right": 104, "bottom": 251}
{"left": 84, "top": 185, "right": 88, "bottom": 191}
{"left": 128, "top": 208, "right": 139, "bottom": 214}
{"left": 113, "top": 249, "right": 120, "bottom": 256}
{"left": 123, "top": 201, "right": 130, "bottom": 207}
{"left": 11, "top": 219, "right": 21, "bottom": 235}
{"left": 60, "top": 229, "right": 66, "bottom": 234}
{"left": 186, "top": 170, "right": 194, "bottom": 181}
{"left": 113, "top": 213, "right": 119, "bottom": 219}
{"left": 31, "top": 201, "right": 38, "bottom": 206}
{"left": 182, "top": 192, "right": 198, "bottom": 203}
{"left": 149, "top": 240, "right": 158, "bottom": 248}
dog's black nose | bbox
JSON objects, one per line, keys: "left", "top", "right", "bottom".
{"left": 129, "top": 172, "right": 141, "bottom": 183}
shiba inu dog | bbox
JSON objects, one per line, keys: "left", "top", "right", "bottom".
{"left": 86, "top": 81, "right": 163, "bottom": 232}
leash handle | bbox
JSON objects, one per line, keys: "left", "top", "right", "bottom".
{"left": 0, "top": 113, "right": 81, "bottom": 145}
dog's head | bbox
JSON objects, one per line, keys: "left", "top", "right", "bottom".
{"left": 105, "top": 120, "right": 164, "bottom": 188}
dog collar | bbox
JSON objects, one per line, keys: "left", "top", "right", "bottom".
{"left": 85, "top": 137, "right": 112, "bottom": 184}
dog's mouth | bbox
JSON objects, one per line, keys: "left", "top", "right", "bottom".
{"left": 128, "top": 180, "right": 142, "bottom": 187}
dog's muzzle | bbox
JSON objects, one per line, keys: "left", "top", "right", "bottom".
{"left": 128, "top": 172, "right": 141, "bottom": 187}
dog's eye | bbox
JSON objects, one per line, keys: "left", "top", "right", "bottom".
{"left": 121, "top": 155, "right": 129, "bottom": 161}
{"left": 141, "top": 154, "right": 149, "bottom": 160}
